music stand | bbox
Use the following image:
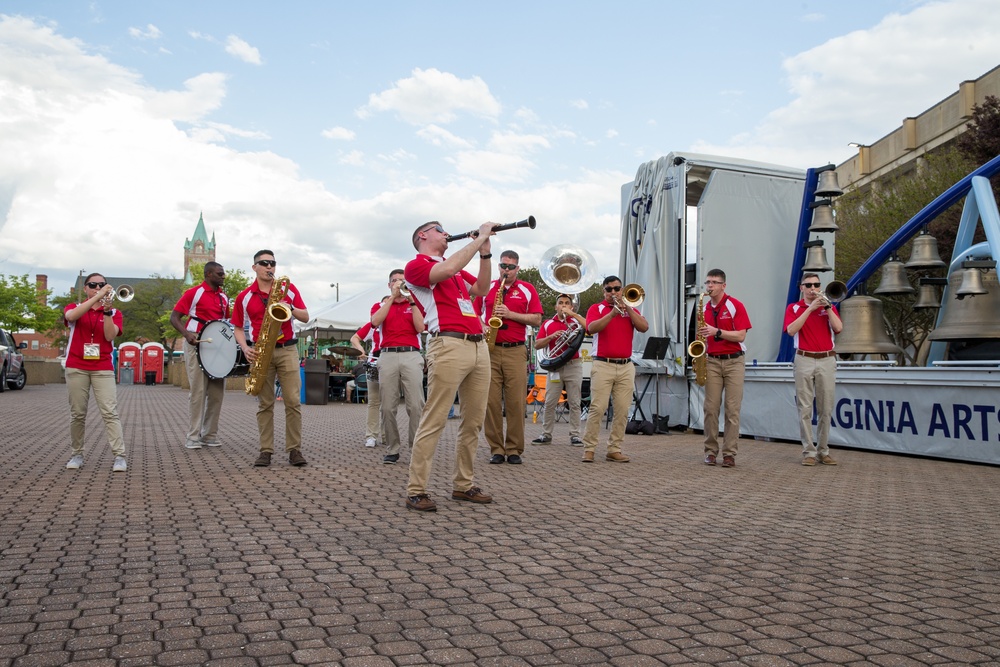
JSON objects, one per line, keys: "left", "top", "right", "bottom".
{"left": 641, "top": 337, "right": 670, "bottom": 434}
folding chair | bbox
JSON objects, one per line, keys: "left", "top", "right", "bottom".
{"left": 526, "top": 375, "right": 547, "bottom": 422}
{"left": 352, "top": 373, "right": 368, "bottom": 403}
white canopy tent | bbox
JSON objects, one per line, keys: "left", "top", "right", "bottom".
{"left": 296, "top": 284, "right": 388, "bottom": 341}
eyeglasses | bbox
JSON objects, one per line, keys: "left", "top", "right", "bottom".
{"left": 256, "top": 260, "right": 277, "bottom": 268}
{"left": 604, "top": 285, "right": 622, "bottom": 292}
{"left": 802, "top": 282, "right": 821, "bottom": 288}
{"left": 425, "top": 225, "right": 445, "bottom": 234}
{"left": 498, "top": 263, "right": 517, "bottom": 270}
{"left": 705, "top": 280, "right": 723, "bottom": 285}
{"left": 86, "top": 282, "right": 107, "bottom": 289}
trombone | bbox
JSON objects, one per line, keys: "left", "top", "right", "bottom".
{"left": 614, "top": 283, "right": 644, "bottom": 316}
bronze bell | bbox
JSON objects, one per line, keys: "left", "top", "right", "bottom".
{"left": 802, "top": 242, "right": 832, "bottom": 272}
{"left": 808, "top": 200, "right": 838, "bottom": 232}
{"left": 912, "top": 283, "right": 941, "bottom": 309}
{"left": 834, "top": 295, "right": 901, "bottom": 355}
{"left": 904, "top": 230, "right": 946, "bottom": 270}
{"left": 928, "top": 269, "right": 1000, "bottom": 340}
{"left": 815, "top": 170, "right": 844, "bottom": 198}
{"left": 955, "top": 266, "right": 988, "bottom": 298}
{"left": 873, "top": 259, "right": 915, "bottom": 295}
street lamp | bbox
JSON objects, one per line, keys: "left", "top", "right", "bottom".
{"left": 330, "top": 283, "right": 339, "bottom": 302}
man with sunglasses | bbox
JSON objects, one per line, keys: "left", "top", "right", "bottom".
{"left": 581, "top": 275, "right": 649, "bottom": 463}
{"left": 484, "top": 251, "right": 543, "bottom": 465}
{"left": 699, "top": 268, "right": 751, "bottom": 468}
{"left": 170, "top": 262, "right": 229, "bottom": 450}
{"left": 402, "top": 220, "right": 496, "bottom": 511}
{"left": 783, "top": 272, "right": 843, "bottom": 466}
{"left": 232, "top": 250, "right": 310, "bottom": 467}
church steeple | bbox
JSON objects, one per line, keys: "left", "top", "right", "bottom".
{"left": 183, "top": 212, "right": 216, "bottom": 284}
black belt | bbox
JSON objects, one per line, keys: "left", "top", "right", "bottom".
{"left": 797, "top": 349, "right": 835, "bottom": 359}
{"left": 381, "top": 346, "right": 419, "bottom": 353}
{"left": 275, "top": 339, "right": 298, "bottom": 348}
{"left": 709, "top": 351, "right": 744, "bottom": 360}
{"left": 594, "top": 356, "right": 631, "bottom": 364}
{"left": 494, "top": 341, "right": 525, "bottom": 348}
{"left": 433, "top": 331, "right": 484, "bottom": 343}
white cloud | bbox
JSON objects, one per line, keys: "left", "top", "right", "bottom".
{"left": 225, "top": 35, "right": 262, "bottom": 65}
{"left": 570, "top": 99, "right": 588, "bottom": 110}
{"left": 128, "top": 24, "right": 162, "bottom": 40}
{"left": 487, "top": 131, "right": 550, "bottom": 154}
{"left": 606, "top": 129, "right": 619, "bottom": 139}
{"left": 321, "top": 126, "right": 356, "bottom": 141}
{"left": 356, "top": 67, "right": 501, "bottom": 125}
{"left": 448, "top": 150, "right": 537, "bottom": 184}
{"left": 416, "top": 124, "right": 473, "bottom": 149}
{"left": 145, "top": 72, "right": 228, "bottom": 123}
{"left": 339, "top": 150, "right": 365, "bottom": 166}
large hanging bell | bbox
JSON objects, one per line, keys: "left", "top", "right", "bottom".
{"left": 834, "top": 295, "right": 901, "bottom": 355}
{"left": 912, "top": 282, "right": 941, "bottom": 309}
{"left": 955, "top": 266, "right": 988, "bottom": 298}
{"left": 873, "top": 259, "right": 915, "bottom": 295}
{"left": 802, "top": 242, "right": 832, "bottom": 272}
{"left": 928, "top": 269, "right": 1000, "bottom": 340}
{"left": 904, "top": 230, "right": 946, "bottom": 270}
{"left": 808, "top": 200, "right": 838, "bottom": 232}
{"left": 815, "top": 170, "right": 844, "bottom": 198}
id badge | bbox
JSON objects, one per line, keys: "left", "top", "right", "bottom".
{"left": 83, "top": 343, "right": 100, "bottom": 360}
{"left": 549, "top": 371, "right": 561, "bottom": 382}
{"left": 458, "top": 299, "right": 476, "bottom": 317}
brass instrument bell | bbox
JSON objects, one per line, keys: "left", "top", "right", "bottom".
{"left": 802, "top": 240, "right": 832, "bottom": 272}
{"left": 928, "top": 269, "right": 1000, "bottom": 340}
{"left": 834, "top": 295, "right": 901, "bottom": 355}
{"left": 904, "top": 229, "right": 946, "bottom": 270}
{"left": 807, "top": 199, "right": 838, "bottom": 232}
{"left": 815, "top": 169, "right": 844, "bottom": 198}
{"left": 873, "top": 258, "right": 915, "bottom": 295}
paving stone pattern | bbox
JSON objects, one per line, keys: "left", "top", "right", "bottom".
{"left": 1, "top": 384, "right": 999, "bottom": 666}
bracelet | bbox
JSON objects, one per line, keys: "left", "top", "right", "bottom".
{"left": 480, "top": 253, "right": 492, "bottom": 260}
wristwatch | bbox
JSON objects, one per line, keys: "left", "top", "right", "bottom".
{"left": 103, "top": 310, "right": 114, "bottom": 316}
{"left": 480, "top": 253, "right": 493, "bottom": 259}
{"left": 714, "top": 329, "right": 722, "bottom": 341}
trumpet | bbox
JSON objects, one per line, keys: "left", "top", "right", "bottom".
{"left": 614, "top": 283, "right": 644, "bottom": 316}
{"left": 813, "top": 280, "right": 847, "bottom": 308}
{"left": 445, "top": 216, "right": 536, "bottom": 242}
{"left": 101, "top": 284, "right": 135, "bottom": 306}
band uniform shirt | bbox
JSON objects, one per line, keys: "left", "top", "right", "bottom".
{"left": 484, "top": 279, "right": 543, "bottom": 344}
{"left": 355, "top": 321, "right": 382, "bottom": 363}
{"left": 64, "top": 304, "right": 123, "bottom": 372}
{"left": 539, "top": 316, "right": 582, "bottom": 361}
{"left": 173, "top": 281, "right": 230, "bottom": 333}
{"left": 371, "top": 300, "right": 422, "bottom": 348}
{"left": 784, "top": 300, "right": 839, "bottom": 353}
{"left": 404, "top": 254, "right": 481, "bottom": 335}
{"left": 586, "top": 302, "right": 638, "bottom": 359}
{"left": 231, "top": 280, "right": 307, "bottom": 343}
{"left": 703, "top": 294, "right": 752, "bottom": 356}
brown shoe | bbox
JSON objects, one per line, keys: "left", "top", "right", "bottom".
{"left": 289, "top": 449, "right": 307, "bottom": 466}
{"left": 253, "top": 452, "right": 272, "bottom": 467}
{"left": 581, "top": 451, "right": 594, "bottom": 463}
{"left": 721, "top": 455, "right": 735, "bottom": 468}
{"left": 802, "top": 457, "right": 817, "bottom": 466}
{"left": 704, "top": 454, "right": 717, "bottom": 466}
{"left": 451, "top": 487, "right": 492, "bottom": 504}
{"left": 405, "top": 494, "right": 437, "bottom": 511}
{"left": 606, "top": 451, "right": 630, "bottom": 463}
{"left": 820, "top": 455, "right": 838, "bottom": 465}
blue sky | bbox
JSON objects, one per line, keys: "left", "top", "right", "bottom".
{"left": 2, "top": 0, "right": 1000, "bottom": 309}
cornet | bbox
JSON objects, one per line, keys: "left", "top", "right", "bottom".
{"left": 102, "top": 284, "right": 135, "bottom": 306}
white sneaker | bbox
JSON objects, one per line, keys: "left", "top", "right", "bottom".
{"left": 184, "top": 439, "right": 203, "bottom": 449}
{"left": 365, "top": 437, "right": 377, "bottom": 448}
{"left": 113, "top": 456, "right": 127, "bottom": 472}
{"left": 201, "top": 440, "right": 221, "bottom": 447}
{"left": 66, "top": 455, "right": 84, "bottom": 469}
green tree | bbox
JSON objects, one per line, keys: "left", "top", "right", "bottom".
{"left": 0, "top": 273, "right": 59, "bottom": 332}
{"left": 957, "top": 95, "right": 1000, "bottom": 170}
{"left": 187, "top": 261, "right": 252, "bottom": 302}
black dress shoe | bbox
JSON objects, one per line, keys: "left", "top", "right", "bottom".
{"left": 506, "top": 455, "right": 522, "bottom": 464}
{"left": 489, "top": 454, "right": 506, "bottom": 464}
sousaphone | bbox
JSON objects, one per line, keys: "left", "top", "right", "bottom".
{"left": 538, "top": 244, "right": 597, "bottom": 371}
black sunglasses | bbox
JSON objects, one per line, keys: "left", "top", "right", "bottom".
{"left": 604, "top": 285, "right": 622, "bottom": 292}
{"left": 498, "top": 263, "right": 517, "bottom": 270}
{"left": 802, "top": 282, "right": 821, "bottom": 288}
{"left": 256, "top": 260, "right": 277, "bottom": 267}
{"left": 86, "top": 282, "right": 107, "bottom": 289}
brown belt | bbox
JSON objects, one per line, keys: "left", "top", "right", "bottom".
{"left": 433, "top": 331, "right": 484, "bottom": 343}
{"left": 797, "top": 349, "right": 835, "bottom": 359}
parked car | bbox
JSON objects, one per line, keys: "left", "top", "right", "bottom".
{"left": 0, "top": 328, "right": 27, "bottom": 391}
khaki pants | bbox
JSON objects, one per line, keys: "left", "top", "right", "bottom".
{"left": 703, "top": 356, "right": 745, "bottom": 457}
{"left": 66, "top": 368, "right": 125, "bottom": 457}
{"left": 407, "top": 336, "right": 490, "bottom": 496}
{"left": 379, "top": 350, "right": 426, "bottom": 456}
{"left": 582, "top": 360, "right": 635, "bottom": 454}
{"left": 485, "top": 344, "right": 528, "bottom": 456}
{"left": 541, "top": 358, "right": 583, "bottom": 438}
{"left": 794, "top": 354, "right": 836, "bottom": 457}
{"left": 365, "top": 376, "right": 382, "bottom": 441}
{"left": 255, "top": 346, "right": 302, "bottom": 453}
{"left": 184, "top": 339, "right": 225, "bottom": 443}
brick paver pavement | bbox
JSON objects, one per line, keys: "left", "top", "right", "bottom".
{"left": 1, "top": 383, "right": 999, "bottom": 666}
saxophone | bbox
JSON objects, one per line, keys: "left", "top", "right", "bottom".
{"left": 485, "top": 280, "right": 505, "bottom": 347}
{"left": 245, "top": 276, "right": 293, "bottom": 396}
{"left": 687, "top": 292, "right": 708, "bottom": 386}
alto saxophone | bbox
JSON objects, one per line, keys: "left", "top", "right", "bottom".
{"left": 245, "top": 275, "right": 293, "bottom": 396}
{"left": 485, "top": 281, "right": 505, "bottom": 347}
{"left": 688, "top": 292, "right": 708, "bottom": 386}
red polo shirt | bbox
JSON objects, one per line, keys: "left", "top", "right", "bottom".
{"left": 231, "top": 280, "right": 306, "bottom": 344}
{"left": 784, "top": 300, "right": 839, "bottom": 352}
{"left": 372, "top": 300, "right": 421, "bottom": 348}
{"left": 173, "top": 282, "right": 230, "bottom": 333}
{"left": 404, "top": 254, "right": 481, "bottom": 335}
{"left": 703, "top": 294, "right": 752, "bottom": 355}
{"left": 64, "top": 304, "right": 123, "bottom": 372}
{"left": 540, "top": 316, "right": 582, "bottom": 361}
{"left": 586, "top": 302, "right": 637, "bottom": 358}
{"left": 484, "top": 279, "right": 543, "bottom": 344}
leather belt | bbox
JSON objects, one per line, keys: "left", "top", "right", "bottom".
{"left": 494, "top": 341, "right": 525, "bottom": 348}
{"left": 432, "top": 331, "right": 484, "bottom": 343}
{"left": 797, "top": 349, "right": 835, "bottom": 359}
{"left": 275, "top": 339, "right": 298, "bottom": 348}
{"left": 708, "top": 351, "right": 744, "bottom": 360}
{"left": 381, "top": 346, "right": 419, "bottom": 353}
{"left": 594, "top": 356, "right": 631, "bottom": 364}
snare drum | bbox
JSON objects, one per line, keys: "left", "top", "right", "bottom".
{"left": 365, "top": 359, "right": 379, "bottom": 383}
{"left": 197, "top": 320, "right": 250, "bottom": 379}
